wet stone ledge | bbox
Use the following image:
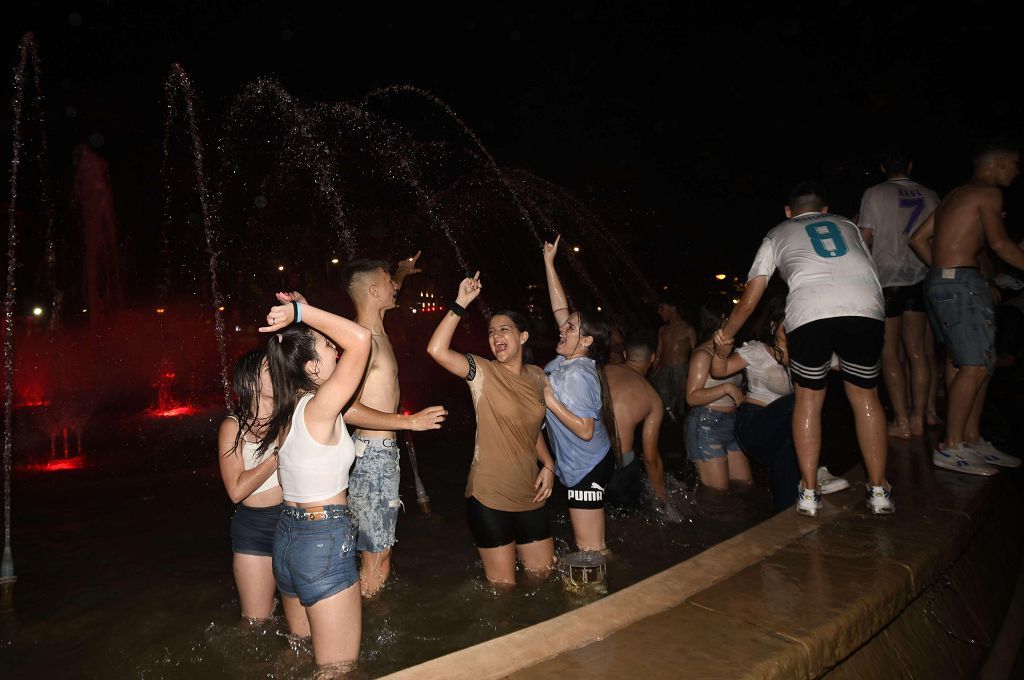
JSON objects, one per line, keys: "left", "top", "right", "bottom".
{"left": 383, "top": 465, "right": 1022, "bottom": 680}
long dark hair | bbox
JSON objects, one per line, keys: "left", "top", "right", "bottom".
{"left": 491, "top": 309, "right": 533, "bottom": 365}
{"left": 697, "top": 294, "right": 733, "bottom": 345}
{"left": 576, "top": 308, "right": 622, "bottom": 465}
{"left": 225, "top": 348, "right": 267, "bottom": 457}
{"left": 739, "top": 277, "right": 788, "bottom": 364}
{"left": 255, "top": 323, "right": 320, "bottom": 459}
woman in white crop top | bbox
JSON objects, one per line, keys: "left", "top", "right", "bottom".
{"left": 218, "top": 348, "right": 283, "bottom": 624}
{"left": 685, "top": 296, "right": 753, "bottom": 491}
{"left": 257, "top": 300, "right": 371, "bottom": 674}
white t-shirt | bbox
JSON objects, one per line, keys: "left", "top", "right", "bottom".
{"left": 748, "top": 212, "right": 884, "bottom": 332}
{"left": 858, "top": 178, "right": 939, "bottom": 287}
{"left": 736, "top": 342, "right": 791, "bottom": 405}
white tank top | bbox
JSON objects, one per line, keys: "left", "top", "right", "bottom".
{"left": 736, "top": 341, "right": 792, "bottom": 405}
{"left": 698, "top": 347, "right": 743, "bottom": 408}
{"left": 278, "top": 394, "right": 356, "bottom": 503}
{"left": 227, "top": 416, "right": 280, "bottom": 497}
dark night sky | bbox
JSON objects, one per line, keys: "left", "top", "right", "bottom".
{"left": 3, "top": 1, "right": 1023, "bottom": 302}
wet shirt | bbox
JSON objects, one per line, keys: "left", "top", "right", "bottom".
{"left": 465, "top": 355, "right": 548, "bottom": 512}
{"left": 858, "top": 179, "right": 939, "bottom": 287}
{"left": 736, "top": 341, "right": 792, "bottom": 405}
{"left": 543, "top": 355, "right": 611, "bottom": 487}
{"left": 278, "top": 394, "right": 356, "bottom": 503}
{"left": 748, "top": 212, "right": 884, "bottom": 332}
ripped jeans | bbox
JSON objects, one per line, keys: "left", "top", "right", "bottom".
{"left": 348, "top": 438, "right": 401, "bottom": 553}
{"left": 684, "top": 406, "right": 739, "bottom": 462}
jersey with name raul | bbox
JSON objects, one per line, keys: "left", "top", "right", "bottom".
{"left": 858, "top": 178, "right": 939, "bottom": 287}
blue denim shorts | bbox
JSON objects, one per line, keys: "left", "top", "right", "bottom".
{"left": 273, "top": 505, "right": 359, "bottom": 607}
{"left": 685, "top": 407, "right": 739, "bottom": 462}
{"left": 348, "top": 437, "right": 401, "bottom": 553}
{"left": 927, "top": 267, "right": 996, "bottom": 372}
{"left": 231, "top": 503, "right": 283, "bottom": 556}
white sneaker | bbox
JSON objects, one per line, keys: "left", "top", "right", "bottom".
{"left": 932, "top": 443, "right": 999, "bottom": 476}
{"left": 816, "top": 467, "right": 850, "bottom": 494}
{"left": 866, "top": 483, "right": 895, "bottom": 515}
{"left": 968, "top": 439, "right": 1022, "bottom": 469}
{"left": 796, "top": 483, "right": 821, "bottom": 517}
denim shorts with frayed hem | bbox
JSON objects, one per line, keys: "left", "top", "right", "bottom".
{"left": 273, "top": 505, "right": 359, "bottom": 607}
{"left": 685, "top": 406, "right": 739, "bottom": 462}
{"left": 927, "top": 267, "right": 996, "bottom": 372}
{"left": 348, "top": 438, "right": 401, "bottom": 553}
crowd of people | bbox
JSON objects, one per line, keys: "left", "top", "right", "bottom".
{"left": 215, "top": 140, "right": 1024, "bottom": 676}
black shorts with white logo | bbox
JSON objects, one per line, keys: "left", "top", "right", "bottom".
{"left": 787, "top": 316, "right": 884, "bottom": 390}
{"left": 566, "top": 451, "right": 615, "bottom": 509}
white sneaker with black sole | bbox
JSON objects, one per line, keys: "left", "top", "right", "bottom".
{"left": 932, "top": 443, "right": 999, "bottom": 476}
{"left": 968, "top": 439, "right": 1022, "bottom": 469}
{"left": 817, "top": 466, "right": 850, "bottom": 494}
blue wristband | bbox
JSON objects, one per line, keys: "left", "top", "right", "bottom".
{"left": 292, "top": 300, "right": 301, "bottom": 324}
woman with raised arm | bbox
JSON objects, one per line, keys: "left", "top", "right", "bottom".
{"left": 218, "top": 348, "right": 286, "bottom": 625}
{"left": 427, "top": 272, "right": 556, "bottom": 585}
{"left": 541, "top": 236, "right": 618, "bottom": 553}
{"left": 257, "top": 299, "right": 371, "bottom": 676}
{"left": 684, "top": 296, "right": 753, "bottom": 490}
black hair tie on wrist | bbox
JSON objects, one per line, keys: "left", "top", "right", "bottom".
{"left": 450, "top": 301, "right": 466, "bottom": 317}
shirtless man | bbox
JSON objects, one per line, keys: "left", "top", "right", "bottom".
{"left": 280, "top": 252, "right": 447, "bottom": 596}
{"left": 651, "top": 294, "right": 696, "bottom": 420}
{"left": 909, "top": 140, "right": 1024, "bottom": 474}
{"left": 857, "top": 151, "right": 939, "bottom": 438}
{"left": 716, "top": 181, "right": 892, "bottom": 516}
{"left": 604, "top": 330, "right": 668, "bottom": 508}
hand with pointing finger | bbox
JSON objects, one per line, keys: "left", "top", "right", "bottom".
{"left": 455, "top": 271, "right": 482, "bottom": 307}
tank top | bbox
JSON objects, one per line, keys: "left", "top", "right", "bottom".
{"left": 278, "top": 394, "right": 356, "bottom": 503}
{"left": 736, "top": 341, "right": 792, "bottom": 405}
{"left": 227, "top": 416, "right": 280, "bottom": 497}
{"left": 697, "top": 346, "right": 743, "bottom": 408}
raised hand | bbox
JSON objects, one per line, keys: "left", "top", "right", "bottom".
{"left": 542, "top": 234, "right": 561, "bottom": 266}
{"left": 275, "top": 290, "right": 308, "bottom": 305}
{"left": 407, "top": 405, "right": 448, "bottom": 431}
{"left": 259, "top": 303, "right": 295, "bottom": 333}
{"left": 396, "top": 250, "right": 423, "bottom": 278}
{"left": 455, "top": 271, "right": 482, "bottom": 307}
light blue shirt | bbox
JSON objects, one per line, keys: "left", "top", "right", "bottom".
{"left": 543, "top": 355, "right": 611, "bottom": 487}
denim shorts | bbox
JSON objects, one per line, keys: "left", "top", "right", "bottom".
{"left": 927, "top": 267, "right": 996, "bottom": 372}
{"left": 231, "top": 503, "right": 283, "bottom": 556}
{"left": 685, "top": 407, "right": 739, "bottom": 462}
{"left": 348, "top": 437, "right": 401, "bottom": 553}
{"left": 273, "top": 505, "right": 359, "bottom": 607}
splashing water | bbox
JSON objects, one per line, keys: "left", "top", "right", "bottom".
{"left": 163, "top": 64, "right": 231, "bottom": 412}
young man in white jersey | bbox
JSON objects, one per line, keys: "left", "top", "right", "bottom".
{"left": 715, "top": 181, "right": 892, "bottom": 516}
{"left": 857, "top": 151, "right": 940, "bottom": 439}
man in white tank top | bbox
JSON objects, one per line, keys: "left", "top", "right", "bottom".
{"left": 716, "top": 181, "right": 892, "bottom": 517}
{"left": 858, "top": 151, "right": 939, "bottom": 439}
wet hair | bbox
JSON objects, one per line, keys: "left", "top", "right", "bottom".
{"left": 490, "top": 309, "right": 533, "bottom": 364}
{"left": 624, "top": 329, "right": 656, "bottom": 362}
{"left": 696, "top": 294, "right": 733, "bottom": 345}
{"left": 255, "top": 323, "right": 320, "bottom": 459}
{"left": 744, "top": 290, "right": 787, "bottom": 365}
{"left": 341, "top": 258, "right": 391, "bottom": 299}
{"left": 973, "top": 137, "right": 1019, "bottom": 168}
{"left": 787, "top": 180, "right": 828, "bottom": 213}
{"left": 574, "top": 308, "right": 622, "bottom": 463}
{"left": 226, "top": 348, "right": 267, "bottom": 457}
{"left": 880, "top": 150, "right": 912, "bottom": 176}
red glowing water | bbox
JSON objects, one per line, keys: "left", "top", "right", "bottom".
{"left": 146, "top": 405, "right": 199, "bottom": 418}
{"left": 22, "top": 456, "right": 86, "bottom": 472}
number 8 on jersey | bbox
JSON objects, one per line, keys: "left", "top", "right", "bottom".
{"left": 805, "top": 220, "right": 848, "bottom": 258}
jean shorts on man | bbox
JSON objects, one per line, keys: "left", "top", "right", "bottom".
{"left": 231, "top": 503, "right": 283, "bottom": 556}
{"left": 927, "top": 267, "right": 996, "bottom": 372}
{"left": 685, "top": 406, "right": 739, "bottom": 462}
{"left": 348, "top": 437, "right": 401, "bottom": 553}
{"left": 273, "top": 505, "right": 359, "bottom": 607}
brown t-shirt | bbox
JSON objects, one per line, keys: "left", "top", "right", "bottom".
{"left": 464, "top": 355, "right": 547, "bottom": 512}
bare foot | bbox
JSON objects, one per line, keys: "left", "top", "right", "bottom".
{"left": 909, "top": 416, "right": 925, "bottom": 437}
{"left": 926, "top": 412, "right": 944, "bottom": 427}
{"left": 887, "top": 420, "right": 912, "bottom": 439}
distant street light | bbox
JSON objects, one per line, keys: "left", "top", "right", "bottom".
{"left": 32, "top": 307, "right": 43, "bottom": 316}
{"left": 277, "top": 265, "right": 285, "bottom": 272}
{"left": 573, "top": 246, "right": 580, "bottom": 253}
{"left": 715, "top": 274, "right": 727, "bottom": 280}
{"left": 331, "top": 258, "right": 339, "bottom": 264}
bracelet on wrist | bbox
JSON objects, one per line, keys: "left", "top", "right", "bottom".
{"left": 450, "top": 301, "right": 467, "bottom": 317}
{"left": 292, "top": 300, "right": 301, "bottom": 324}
